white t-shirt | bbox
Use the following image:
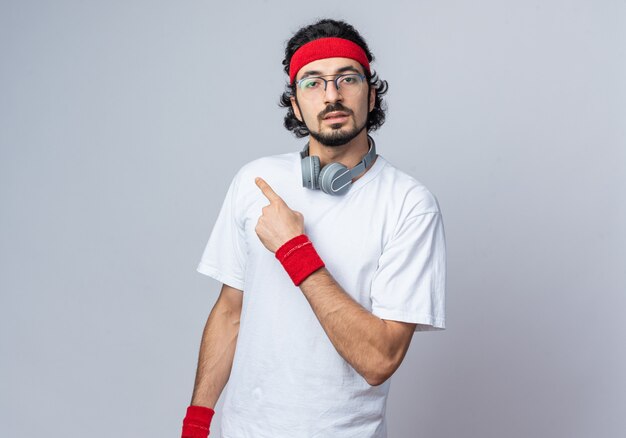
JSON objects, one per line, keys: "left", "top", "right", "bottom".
{"left": 197, "top": 150, "right": 446, "bottom": 438}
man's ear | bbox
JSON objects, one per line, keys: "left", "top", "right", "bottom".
{"left": 290, "top": 96, "right": 303, "bottom": 122}
{"left": 369, "top": 86, "right": 376, "bottom": 113}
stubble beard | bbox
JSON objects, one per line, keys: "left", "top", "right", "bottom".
{"left": 306, "top": 93, "right": 371, "bottom": 147}
{"left": 295, "top": 93, "right": 371, "bottom": 147}
{"left": 309, "top": 117, "right": 367, "bottom": 147}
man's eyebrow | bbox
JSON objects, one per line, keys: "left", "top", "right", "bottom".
{"left": 299, "top": 65, "right": 363, "bottom": 79}
{"left": 335, "top": 66, "right": 362, "bottom": 74}
{"left": 299, "top": 70, "right": 323, "bottom": 79}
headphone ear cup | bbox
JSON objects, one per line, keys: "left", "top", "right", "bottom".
{"left": 301, "top": 155, "right": 321, "bottom": 189}
{"left": 319, "top": 162, "right": 352, "bottom": 196}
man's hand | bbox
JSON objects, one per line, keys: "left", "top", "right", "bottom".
{"left": 255, "top": 177, "right": 305, "bottom": 253}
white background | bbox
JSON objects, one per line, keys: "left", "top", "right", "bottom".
{"left": 1, "top": 1, "right": 625, "bottom": 437}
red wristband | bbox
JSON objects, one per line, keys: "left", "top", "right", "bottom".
{"left": 181, "top": 405, "right": 215, "bottom": 438}
{"left": 275, "top": 234, "right": 325, "bottom": 286}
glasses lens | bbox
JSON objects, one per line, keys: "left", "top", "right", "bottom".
{"left": 337, "top": 74, "right": 364, "bottom": 90}
{"left": 299, "top": 78, "right": 324, "bottom": 93}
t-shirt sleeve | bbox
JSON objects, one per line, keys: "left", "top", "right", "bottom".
{"left": 370, "top": 211, "right": 446, "bottom": 331}
{"left": 196, "top": 172, "right": 247, "bottom": 291}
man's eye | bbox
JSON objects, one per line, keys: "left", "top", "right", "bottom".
{"left": 340, "top": 75, "right": 360, "bottom": 85}
{"left": 303, "top": 80, "right": 321, "bottom": 89}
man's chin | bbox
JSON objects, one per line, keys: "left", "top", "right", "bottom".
{"left": 310, "top": 132, "right": 352, "bottom": 147}
{"left": 310, "top": 125, "right": 365, "bottom": 147}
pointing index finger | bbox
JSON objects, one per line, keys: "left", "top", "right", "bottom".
{"left": 255, "top": 177, "right": 283, "bottom": 203}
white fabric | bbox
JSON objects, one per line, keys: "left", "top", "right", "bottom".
{"left": 197, "top": 150, "right": 446, "bottom": 438}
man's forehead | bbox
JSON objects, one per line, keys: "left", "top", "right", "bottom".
{"left": 296, "top": 57, "right": 364, "bottom": 79}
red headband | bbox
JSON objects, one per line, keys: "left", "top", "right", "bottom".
{"left": 289, "top": 37, "right": 370, "bottom": 83}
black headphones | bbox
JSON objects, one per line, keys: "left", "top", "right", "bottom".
{"left": 300, "top": 135, "right": 377, "bottom": 196}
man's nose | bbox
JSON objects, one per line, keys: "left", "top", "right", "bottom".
{"left": 323, "top": 79, "right": 343, "bottom": 103}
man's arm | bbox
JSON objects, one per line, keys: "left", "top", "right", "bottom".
{"left": 253, "top": 176, "right": 417, "bottom": 386}
{"left": 299, "top": 267, "right": 416, "bottom": 386}
{"left": 190, "top": 283, "right": 243, "bottom": 408}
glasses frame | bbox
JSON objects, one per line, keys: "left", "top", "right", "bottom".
{"left": 295, "top": 73, "right": 367, "bottom": 95}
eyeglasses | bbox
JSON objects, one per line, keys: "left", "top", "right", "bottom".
{"left": 295, "top": 73, "right": 366, "bottom": 99}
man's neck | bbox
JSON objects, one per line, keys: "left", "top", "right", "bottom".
{"left": 307, "top": 130, "right": 375, "bottom": 177}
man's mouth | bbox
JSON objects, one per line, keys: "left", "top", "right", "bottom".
{"left": 323, "top": 111, "right": 350, "bottom": 123}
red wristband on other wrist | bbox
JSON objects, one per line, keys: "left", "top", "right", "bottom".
{"left": 182, "top": 405, "right": 215, "bottom": 438}
{"left": 275, "top": 234, "right": 325, "bottom": 286}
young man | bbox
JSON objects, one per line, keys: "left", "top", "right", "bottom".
{"left": 181, "top": 19, "right": 446, "bottom": 438}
